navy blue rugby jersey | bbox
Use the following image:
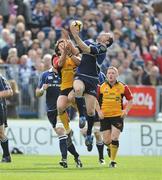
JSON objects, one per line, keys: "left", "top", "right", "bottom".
{"left": 0, "top": 74, "right": 12, "bottom": 105}
{"left": 76, "top": 40, "right": 107, "bottom": 79}
{"left": 38, "top": 68, "right": 60, "bottom": 111}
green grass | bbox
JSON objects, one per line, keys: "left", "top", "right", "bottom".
{"left": 0, "top": 155, "right": 161, "bottom": 180}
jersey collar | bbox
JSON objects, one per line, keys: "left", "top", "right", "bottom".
{"left": 106, "top": 79, "right": 118, "bottom": 88}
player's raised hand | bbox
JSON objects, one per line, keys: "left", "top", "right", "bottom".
{"left": 65, "top": 40, "right": 72, "bottom": 56}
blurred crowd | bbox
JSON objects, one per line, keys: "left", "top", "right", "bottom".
{"left": 0, "top": 0, "right": 162, "bottom": 117}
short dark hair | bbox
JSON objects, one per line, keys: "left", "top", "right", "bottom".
{"left": 106, "top": 36, "right": 113, "bottom": 47}
{"left": 54, "top": 39, "right": 64, "bottom": 56}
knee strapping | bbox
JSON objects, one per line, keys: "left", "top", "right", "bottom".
{"left": 111, "top": 140, "right": 119, "bottom": 147}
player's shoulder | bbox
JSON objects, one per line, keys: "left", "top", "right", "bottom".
{"left": 99, "top": 71, "right": 106, "bottom": 78}
{"left": 117, "top": 81, "right": 128, "bottom": 87}
{"left": 100, "top": 81, "right": 107, "bottom": 89}
{"left": 41, "top": 69, "right": 52, "bottom": 78}
{"left": 117, "top": 80, "right": 125, "bottom": 85}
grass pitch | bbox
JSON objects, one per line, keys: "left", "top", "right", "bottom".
{"left": 0, "top": 155, "right": 161, "bottom": 180}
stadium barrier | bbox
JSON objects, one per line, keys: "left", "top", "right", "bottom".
{"left": 0, "top": 120, "right": 161, "bottom": 156}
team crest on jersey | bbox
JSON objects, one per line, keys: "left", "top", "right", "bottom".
{"left": 53, "top": 80, "right": 59, "bottom": 84}
{"left": 104, "top": 87, "right": 108, "bottom": 93}
{"left": 48, "top": 76, "right": 53, "bottom": 80}
{"left": 100, "top": 45, "right": 107, "bottom": 52}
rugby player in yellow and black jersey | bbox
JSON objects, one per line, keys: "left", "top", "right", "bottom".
{"left": 53, "top": 38, "right": 82, "bottom": 168}
{"left": 98, "top": 66, "right": 133, "bottom": 168}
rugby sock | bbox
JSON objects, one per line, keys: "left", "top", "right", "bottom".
{"left": 75, "top": 97, "right": 85, "bottom": 117}
{"left": 110, "top": 140, "right": 119, "bottom": 162}
{"left": 104, "top": 143, "right": 111, "bottom": 157}
{"left": 59, "top": 112, "right": 70, "bottom": 132}
{"left": 87, "top": 115, "right": 95, "bottom": 136}
{"left": 59, "top": 135, "right": 68, "bottom": 160}
{"left": 68, "top": 143, "right": 79, "bottom": 159}
{"left": 107, "top": 144, "right": 111, "bottom": 157}
{"left": 96, "top": 142, "right": 104, "bottom": 160}
{"left": 1, "top": 137, "right": 10, "bottom": 157}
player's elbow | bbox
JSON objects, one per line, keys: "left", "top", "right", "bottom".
{"left": 82, "top": 46, "right": 91, "bottom": 54}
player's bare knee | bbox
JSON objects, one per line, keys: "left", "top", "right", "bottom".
{"left": 74, "top": 89, "right": 83, "bottom": 97}
{"left": 0, "top": 131, "right": 5, "bottom": 140}
{"left": 55, "top": 127, "right": 65, "bottom": 136}
{"left": 68, "top": 95, "right": 75, "bottom": 103}
{"left": 111, "top": 133, "right": 119, "bottom": 141}
{"left": 103, "top": 139, "right": 111, "bottom": 145}
{"left": 94, "top": 132, "right": 102, "bottom": 141}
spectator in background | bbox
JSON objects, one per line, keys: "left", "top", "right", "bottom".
{"left": 31, "top": 2, "right": 44, "bottom": 28}
{"left": 142, "top": 45, "right": 162, "bottom": 75}
{"left": 36, "top": 31, "right": 45, "bottom": 47}
{"left": 8, "top": 0, "right": 18, "bottom": 16}
{"left": 48, "top": 29, "right": 56, "bottom": 49}
{"left": 52, "top": 0, "right": 67, "bottom": 20}
{"left": 76, "top": 5, "right": 84, "bottom": 20}
{"left": 143, "top": 65, "right": 162, "bottom": 86}
{"left": 15, "top": 22, "right": 25, "bottom": 44}
{"left": 18, "top": 55, "right": 32, "bottom": 106}
{"left": 42, "top": 39, "right": 54, "bottom": 56}
{"left": 125, "top": 66, "right": 144, "bottom": 85}
{"left": 1, "top": 35, "right": 16, "bottom": 62}
{"left": 42, "top": 54, "right": 53, "bottom": 71}
{"left": 5, "top": 15, "right": 17, "bottom": 34}
{"left": 31, "top": 39, "right": 41, "bottom": 51}
{"left": 51, "top": 9, "right": 63, "bottom": 39}
{"left": 0, "top": 29, "right": 11, "bottom": 50}
{"left": 6, "top": 79, "right": 19, "bottom": 118}
{"left": 29, "top": 22, "right": 40, "bottom": 39}
{"left": 42, "top": 3, "right": 52, "bottom": 27}
{"left": 117, "top": 65, "right": 126, "bottom": 83}
{"left": 120, "top": 58, "right": 132, "bottom": 76}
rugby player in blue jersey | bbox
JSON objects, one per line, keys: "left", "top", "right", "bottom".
{"left": 0, "top": 74, "right": 13, "bottom": 163}
{"left": 70, "top": 24, "right": 113, "bottom": 150}
{"left": 36, "top": 56, "right": 82, "bottom": 168}
{"left": 81, "top": 71, "right": 106, "bottom": 163}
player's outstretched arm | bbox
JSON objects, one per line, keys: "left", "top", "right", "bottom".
{"left": 0, "top": 89, "right": 13, "bottom": 98}
{"left": 70, "top": 23, "right": 90, "bottom": 54}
